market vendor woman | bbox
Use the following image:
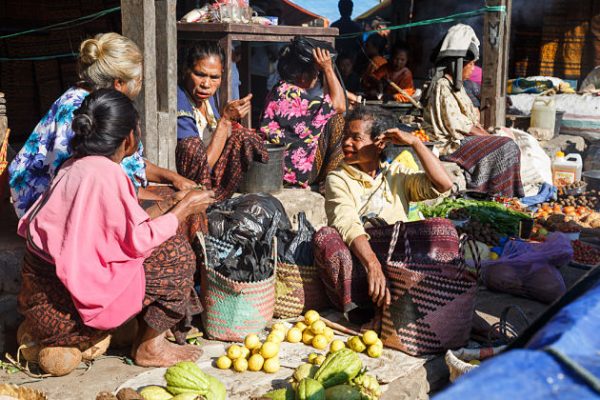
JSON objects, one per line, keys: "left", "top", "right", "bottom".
{"left": 314, "top": 106, "right": 453, "bottom": 318}
{"left": 18, "top": 90, "right": 214, "bottom": 368}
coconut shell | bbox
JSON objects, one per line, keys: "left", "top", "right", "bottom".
{"left": 110, "top": 319, "right": 139, "bottom": 349}
{"left": 16, "top": 321, "right": 41, "bottom": 362}
{"left": 95, "top": 392, "right": 118, "bottom": 400}
{"left": 0, "top": 384, "right": 48, "bottom": 400}
{"left": 80, "top": 334, "right": 111, "bottom": 361}
{"left": 37, "top": 346, "right": 82, "bottom": 376}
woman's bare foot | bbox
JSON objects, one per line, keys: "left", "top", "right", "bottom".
{"left": 132, "top": 324, "right": 202, "bottom": 367}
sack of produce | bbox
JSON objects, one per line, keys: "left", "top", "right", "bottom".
{"left": 481, "top": 233, "right": 571, "bottom": 303}
{"left": 372, "top": 218, "right": 479, "bottom": 356}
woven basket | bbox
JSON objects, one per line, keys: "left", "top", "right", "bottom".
{"left": 198, "top": 233, "right": 277, "bottom": 342}
{"left": 274, "top": 262, "right": 328, "bottom": 318}
{"left": 0, "top": 128, "right": 10, "bottom": 176}
{"left": 0, "top": 384, "right": 48, "bottom": 400}
{"left": 445, "top": 350, "right": 478, "bottom": 382}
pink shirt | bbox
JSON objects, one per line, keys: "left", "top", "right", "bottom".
{"left": 18, "top": 156, "right": 178, "bottom": 330}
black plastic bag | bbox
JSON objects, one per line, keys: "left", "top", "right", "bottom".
{"left": 207, "top": 193, "right": 291, "bottom": 242}
{"left": 277, "top": 212, "right": 315, "bottom": 266}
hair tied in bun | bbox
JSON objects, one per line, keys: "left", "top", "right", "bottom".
{"left": 74, "top": 113, "right": 95, "bottom": 138}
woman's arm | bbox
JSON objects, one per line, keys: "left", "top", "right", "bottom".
{"left": 350, "top": 235, "right": 391, "bottom": 307}
{"left": 145, "top": 160, "right": 196, "bottom": 190}
{"left": 314, "top": 48, "right": 346, "bottom": 114}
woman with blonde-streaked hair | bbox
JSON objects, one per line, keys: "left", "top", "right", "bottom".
{"left": 9, "top": 32, "right": 197, "bottom": 218}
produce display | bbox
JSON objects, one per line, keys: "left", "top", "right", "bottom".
{"left": 456, "top": 220, "right": 501, "bottom": 246}
{"left": 572, "top": 240, "right": 600, "bottom": 266}
{"left": 549, "top": 188, "right": 599, "bottom": 211}
{"left": 536, "top": 205, "right": 600, "bottom": 230}
{"left": 411, "top": 128, "right": 430, "bottom": 143}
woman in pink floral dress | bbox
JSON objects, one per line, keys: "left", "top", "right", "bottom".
{"left": 260, "top": 37, "right": 346, "bottom": 188}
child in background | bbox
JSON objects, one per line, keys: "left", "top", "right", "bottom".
{"left": 337, "top": 53, "right": 361, "bottom": 93}
{"left": 372, "top": 45, "right": 416, "bottom": 103}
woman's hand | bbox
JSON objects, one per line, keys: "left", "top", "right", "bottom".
{"left": 222, "top": 93, "right": 253, "bottom": 121}
{"left": 171, "top": 174, "right": 197, "bottom": 191}
{"left": 376, "top": 128, "right": 418, "bottom": 147}
{"left": 313, "top": 48, "right": 334, "bottom": 72}
{"left": 171, "top": 189, "right": 215, "bottom": 222}
{"left": 366, "top": 259, "right": 391, "bottom": 307}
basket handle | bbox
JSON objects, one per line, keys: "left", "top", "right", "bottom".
{"left": 386, "top": 221, "right": 411, "bottom": 265}
{"left": 455, "top": 234, "right": 481, "bottom": 280}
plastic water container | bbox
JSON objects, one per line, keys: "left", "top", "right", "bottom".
{"left": 530, "top": 96, "right": 557, "bottom": 134}
{"left": 552, "top": 152, "right": 583, "bottom": 187}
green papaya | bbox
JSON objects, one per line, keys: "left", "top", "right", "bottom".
{"left": 291, "top": 364, "right": 319, "bottom": 389}
{"left": 313, "top": 349, "right": 362, "bottom": 388}
{"left": 164, "top": 361, "right": 225, "bottom": 400}
{"left": 139, "top": 386, "right": 173, "bottom": 400}
{"left": 171, "top": 394, "right": 202, "bottom": 400}
{"left": 324, "top": 385, "right": 362, "bottom": 400}
{"left": 296, "top": 378, "right": 325, "bottom": 400}
{"left": 262, "top": 388, "right": 295, "bottom": 400}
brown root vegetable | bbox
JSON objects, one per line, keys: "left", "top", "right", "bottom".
{"left": 80, "top": 334, "right": 111, "bottom": 361}
{"left": 115, "top": 388, "right": 144, "bottom": 400}
{"left": 96, "top": 392, "right": 119, "bottom": 400}
{"left": 16, "top": 321, "right": 41, "bottom": 362}
{"left": 38, "top": 346, "right": 82, "bottom": 376}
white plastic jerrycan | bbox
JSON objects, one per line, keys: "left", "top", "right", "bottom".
{"left": 552, "top": 152, "right": 583, "bottom": 187}
{"left": 530, "top": 95, "right": 557, "bottom": 133}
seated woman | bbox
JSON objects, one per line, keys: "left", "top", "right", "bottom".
{"left": 176, "top": 41, "right": 267, "bottom": 202}
{"left": 424, "top": 24, "right": 527, "bottom": 197}
{"left": 314, "top": 106, "right": 452, "bottom": 318}
{"left": 18, "top": 89, "right": 214, "bottom": 367}
{"left": 9, "top": 32, "right": 196, "bottom": 219}
{"left": 368, "top": 45, "right": 416, "bottom": 103}
{"left": 259, "top": 37, "right": 346, "bottom": 188}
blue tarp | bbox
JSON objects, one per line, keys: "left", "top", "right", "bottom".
{"left": 434, "top": 278, "right": 600, "bottom": 399}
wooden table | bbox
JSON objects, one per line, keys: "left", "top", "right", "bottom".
{"left": 177, "top": 22, "right": 338, "bottom": 127}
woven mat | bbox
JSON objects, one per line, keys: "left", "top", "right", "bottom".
{"left": 116, "top": 330, "right": 427, "bottom": 399}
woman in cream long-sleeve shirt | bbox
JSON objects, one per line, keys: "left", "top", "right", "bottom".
{"left": 314, "top": 106, "right": 452, "bottom": 321}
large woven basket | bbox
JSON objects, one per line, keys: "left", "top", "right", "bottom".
{"left": 274, "top": 262, "right": 329, "bottom": 318}
{"left": 0, "top": 384, "right": 48, "bottom": 400}
{"left": 198, "top": 233, "right": 276, "bottom": 342}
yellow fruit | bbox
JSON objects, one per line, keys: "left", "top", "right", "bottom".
{"left": 307, "top": 352, "right": 318, "bottom": 364}
{"left": 271, "top": 323, "right": 287, "bottom": 332}
{"left": 244, "top": 334, "right": 261, "bottom": 350}
{"left": 286, "top": 327, "right": 303, "bottom": 343}
{"left": 233, "top": 357, "right": 248, "bottom": 372}
{"left": 469, "top": 360, "right": 481, "bottom": 366}
{"left": 263, "top": 357, "right": 280, "bottom": 373}
{"left": 252, "top": 347, "right": 262, "bottom": 355}
{"left": 362, "top": 330, "right": 378, "bottom": 346}
{"left": 302, "top": 330, "right": 315, "bottom": 345}
{"left": 367, "top": 344, "right": 383, "bottom": 358}
{"left": 248, "top": 354, "right": 265, "bottom": 371}
{"left": 330, "top": 340, "right": 345, "bottom": 353}
{"left": 304, "top": 310, "right": 320, "bottom": 325}
{"left": 239, "top": 346, "right": 250, "bottom": 359}
{"left": 374, "top": 338, "right": 383, "bottom": 348}
{"left": 323, "top": 327, "right": 334, "bottom": 341}
{"left": 295, "top": 322, "right": 308, "bottom": 332}
{"left": 216, "top": 355, "right": 232, "bottom": 369}
{"left": 347, "top": 336, "right": 366, "bottom": 353}
{"left": 310, "top": 320, "right": 326, "bottom": 335}
{"left": 270, "top": 329, "right": 286, "bottom": 342}
{"left": 490, "top": 252, "right": 499, "bottom": 260}
{"left": 314, "top": 355, "right": 326, "bottom": 366}
{"left": 267, "top": 332, "right": 283, "bottom": 344}
{"left": 227, "top": 344, "right": 243, "bottom": 360}
{"left": 312, "top": 334, "right": 328, "bottom": 350}
{"left": 261, "top": 341, "right": 279, "bottom": 359}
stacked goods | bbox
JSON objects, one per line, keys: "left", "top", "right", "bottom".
{"left": 535, "top": 205, "right": 600, "bottom": 230}
{"left": 215, "top": 327, "right": 281, "bottom": 373}
{"left": 457, "top": 220, "right": 501, "bottom": 246}
{"left": 345, "top": 331, "right": 383, "bottom": 359}
{"left": 286, "top": 311, "right": 336, "bottom": 351}
{"left": 139, "top": 362, "right": 226, "bottom": 400}
{"left": 572, "top": 241, "right": 600, "bottom": 266}
{"left": 551, "top": 187, "right": 599, "bottom": 210}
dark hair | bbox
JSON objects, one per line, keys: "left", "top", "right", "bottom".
{"left": 391, "top": 44, "right": 409, "bottom": 58}
{"left": 277, "top": 37, "right": 319, "bottom": 84}
{"left": 338, "top": 0, "right": 353, "bottom": 17}
{"left": 366, "top": 33, "right": 387, "bottom": 56}
{"left": 179, "top": 41, "right": 225, "bottom": 83}
{"left": 345, "top": 105, "right": 396, "bottom": 139}
{"left": 71, "top": 89, "right": 139, "bottom": 158}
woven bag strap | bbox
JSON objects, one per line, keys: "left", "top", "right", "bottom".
{"left": 386, "top": 221, "right": 411, "bottom": 265}
{"left": 455, "top": 234, "right": 483, "bottom": 279}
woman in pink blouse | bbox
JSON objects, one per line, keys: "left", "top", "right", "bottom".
{"left": 18, "top": 89, "right": 214, "bottom": 368}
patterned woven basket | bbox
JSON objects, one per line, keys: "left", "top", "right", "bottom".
{"left": 274, "top": 262, "right": 328, "bottom": 318}
{"left": 0, "top": 128, "right": 10, "bottom": 176}
{"left": 198, "top": 233, "right": 277, "bottom": 342}
{"left": 0, "top": 383, "right": 48, "bottom": 400}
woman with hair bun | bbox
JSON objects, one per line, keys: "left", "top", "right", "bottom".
{"left": 9, "top": 32, "right": 196, "bottom": 218}
{"left": 18, "top": 89, "right": 214, "bottom": 368}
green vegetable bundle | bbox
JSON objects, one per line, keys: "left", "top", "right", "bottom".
{"left": 419, "top": 198, "right": 530, "bottom": 236}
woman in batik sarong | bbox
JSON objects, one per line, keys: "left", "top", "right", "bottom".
{"left": 18, "top": 90, "right": 214, "bottom": 367}
{"left": 314, "top": 106, "right": 452, "bottom": 320}
{"left": 176, "top": 41, "right": 267, "bottom": 202}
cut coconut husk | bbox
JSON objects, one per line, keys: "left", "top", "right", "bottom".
{"left": 110, "top": 319, "right": 139, "bottom": 349}
{"left": 0, "top": 384, "right": 48, "bottom": 400}
{"left": 80, "top": 334, "right": 111, "bottom": 361}
{"left": 16, "top": 321, "right": 41, "bottom": 362}
{"left": 37, "top": 346, "right": 82, "bottom": 376}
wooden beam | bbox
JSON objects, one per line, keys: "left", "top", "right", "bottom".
{"left": 121, "top": 0, "right": 159, "bottom": 165}
{"left": 481, "top": 0, "right": 512, "bottom": 128}
{"left": 155, "top": 0, "right": 178, "bottom": 170}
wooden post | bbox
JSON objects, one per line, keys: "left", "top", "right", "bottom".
{"left": 481, "top": 0, "right": 512, "bottom": 128}
{"left": 155, "top": 0, "right": 178, "bottom": 170}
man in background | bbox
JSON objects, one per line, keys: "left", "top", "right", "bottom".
{"left": 331, "top": 0, "right": 362, "bottom": 56}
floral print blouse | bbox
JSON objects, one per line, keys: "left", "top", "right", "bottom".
{"left": 9, "top": 86, "right": 147, "bottom": 217}
{"left": 259, "top": 81, "right": 336, "bottom": 188}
